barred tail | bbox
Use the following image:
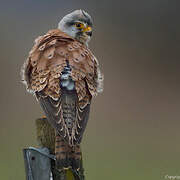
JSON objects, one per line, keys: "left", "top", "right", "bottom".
{"left": 55, "top": 131, "right": 83, "bottom": 171}
{"left": 55, "top": 131, "right": 71, "bottom": 169}
{"left": 71, "top": 145, "right": 83, "bottom": 171}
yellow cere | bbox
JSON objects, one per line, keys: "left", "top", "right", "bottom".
{"left": 85, "top": 26, "right": 92, "bottom": 32}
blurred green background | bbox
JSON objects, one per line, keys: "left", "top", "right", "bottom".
{"left": 0, "top": 0, "right": 180, "bottom": 179}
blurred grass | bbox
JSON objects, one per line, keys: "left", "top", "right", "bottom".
{"left": 1, "top": 143, "right": 180, "bottom": 180}
{"left": 1, "top": 123, "right": 180, "bottom": 180}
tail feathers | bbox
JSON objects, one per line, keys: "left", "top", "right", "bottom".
{"left": 55, "top": 132, "right": 82, "bottom": 171}
{"left": 55, "top": 133, "right": 71, "bottom": 169}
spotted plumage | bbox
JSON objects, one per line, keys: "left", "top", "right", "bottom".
{"left": 21, "top": 10, "right": 103, "bottom": 171}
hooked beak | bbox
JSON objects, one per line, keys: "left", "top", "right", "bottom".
{"left": 82, "top": 26, "right": 92, "bottom": 36}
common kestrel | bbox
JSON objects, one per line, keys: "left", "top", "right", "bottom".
{"left": 21, "top": 10, "right": 103, "bottom": 171}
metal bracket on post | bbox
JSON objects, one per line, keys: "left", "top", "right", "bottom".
{"left": 23, "top": 118, "right": 85, "bottom": 180}
{"left": 23, "top": 147, "right": 55, "bottom": 180}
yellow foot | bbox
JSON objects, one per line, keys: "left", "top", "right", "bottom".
{"left": 42, "top": 115, "right": 46, "bottom": 119}
{"left": 63, "top": 166, "right": 71, "bottom": 170}
{"left": 76, "top": 168, "right": 80, "bottom": 171}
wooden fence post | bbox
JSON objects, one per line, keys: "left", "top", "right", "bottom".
{"left": 35, "top": 118, "right": 85, "bottom": 180}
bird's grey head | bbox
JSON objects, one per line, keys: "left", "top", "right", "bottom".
{"left": 58, "top": 10, "right": 93, "bottom": 45}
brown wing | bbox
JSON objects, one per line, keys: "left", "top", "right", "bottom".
{"left": 36, "top": 91, "right": 91, "bottom": 146}
{"left": 21, "top": 29, "right": 100, "bottom": 146}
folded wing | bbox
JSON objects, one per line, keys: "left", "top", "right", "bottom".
{"left": 21, "top": 29, "right": 102, "bottom": 146}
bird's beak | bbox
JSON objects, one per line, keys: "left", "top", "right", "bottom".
{"left": 82, "top": 26, "right": 92, "bottom": 36}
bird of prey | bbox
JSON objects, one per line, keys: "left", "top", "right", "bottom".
{"left": 21, "top": 10, "right": 103, "bottom": 171}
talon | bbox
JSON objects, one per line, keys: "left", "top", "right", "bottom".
{"left": 63, "top": 166, "right": 71, "bottom": 170}
{"left": 77, "top": 168, "right": 80, "bottom": 171}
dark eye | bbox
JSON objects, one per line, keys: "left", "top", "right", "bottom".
{"left": 76, "top": 23, "right": 81, "bottom": 28}
{"left": 75, "top": 22, "right": 84, "bottom": 29}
